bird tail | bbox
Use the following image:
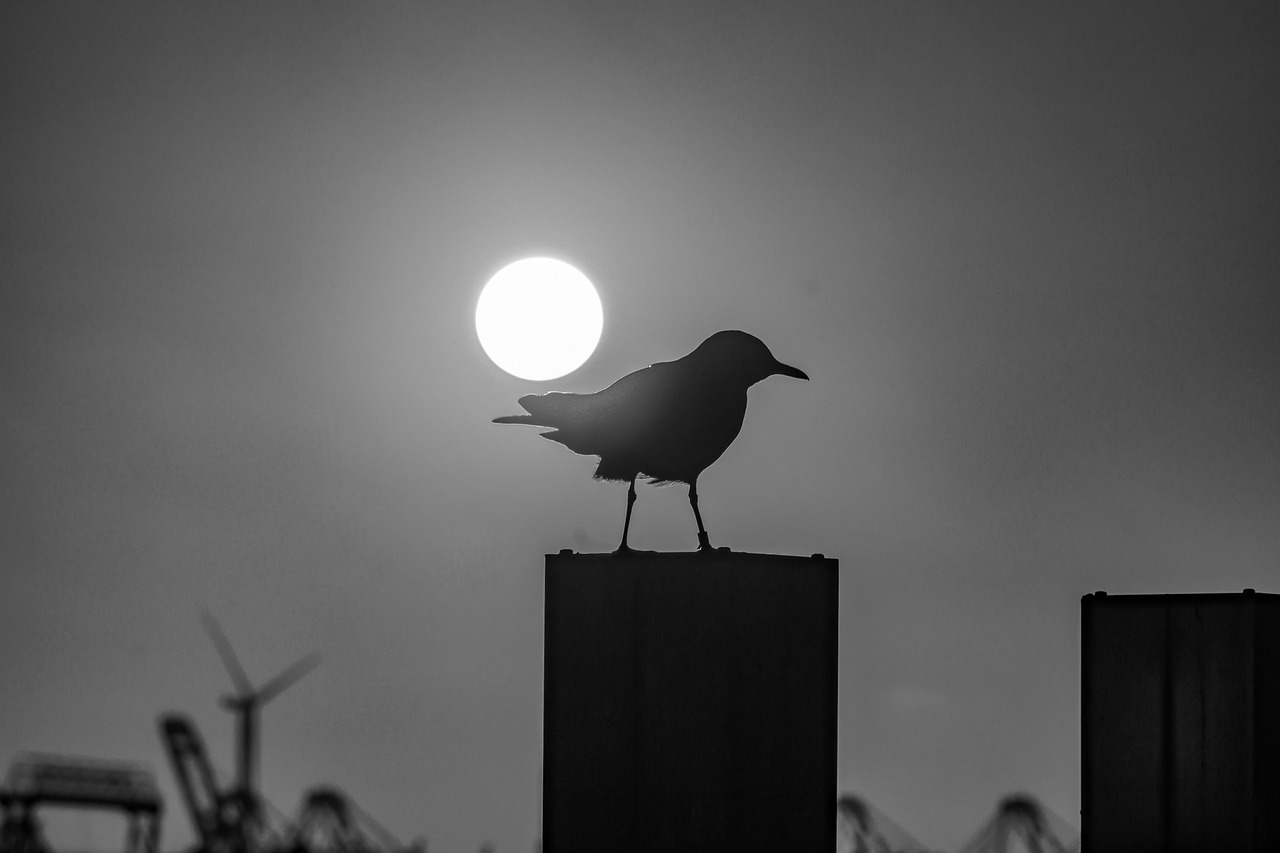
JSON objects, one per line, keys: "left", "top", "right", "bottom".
{"left": 492, "top": 414, "right": 538, "bottom": 425}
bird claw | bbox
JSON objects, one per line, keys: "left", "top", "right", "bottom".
{"left": 613, "top": 543, "right": 659, "bottom": 556}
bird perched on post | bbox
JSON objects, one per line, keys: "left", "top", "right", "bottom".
{"left": 493, "top": 330, "right": 808, "bottom": 553}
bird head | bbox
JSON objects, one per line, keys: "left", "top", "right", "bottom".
{"left": 693, "top": 330, "right": 809, "bottom": 387}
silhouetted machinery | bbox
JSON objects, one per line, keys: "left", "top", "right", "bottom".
{"left": 199, "top": 611, "right": 320, "bottom": 826}
{"left": 835, "top": 794, "right": 932, "bottom": 853}
{"left": 0, "top": 754, "right": 162, "bottom": 853}
{"left": 158, "top": 612, "right": 319, "bottom": 853}
{"left": 955, "top": 795, "right": 1078, "bottom": 853}
{"left": 159, "top": 615, "right": 419, "bottom": 853}
{"left": 159, "top": 714, "right": 276, "bottom": 853}
{"left": 159, "top": 715, "right": 420, "bottom": 853}
{"left": 285, "top": 787, "right": 421, "bottom": 853}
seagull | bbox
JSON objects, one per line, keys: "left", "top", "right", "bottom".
{"left": 493, "top": 330, "right": 809, "bottom": 552}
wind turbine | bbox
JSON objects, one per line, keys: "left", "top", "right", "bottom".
{"left": 201, "top": 611, "right": 320, "bottom": 812}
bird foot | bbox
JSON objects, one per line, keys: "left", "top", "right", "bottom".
{"left": 696, "top": 532, "right": 713, "bottom": 552}
{"left": 612, "top": 543, "right": 657, "bottom": 556}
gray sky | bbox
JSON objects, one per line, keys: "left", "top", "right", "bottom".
{"left": 2, "top": 3, "right": 1278, "bottom": 851}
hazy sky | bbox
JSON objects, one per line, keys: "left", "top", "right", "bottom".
{"left": 3, "top": 3, "right": 1278, "bottom": 851}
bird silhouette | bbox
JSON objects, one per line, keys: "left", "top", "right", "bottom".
{"left": 493, "top": 330, "right": 808, "bottom": 552}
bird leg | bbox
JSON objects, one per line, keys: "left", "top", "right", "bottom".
{"left": 688, "top": 480, "right": 712, "bottom": 552}
{"left": 617, "top": 475, "right": 638, "bottom": 553}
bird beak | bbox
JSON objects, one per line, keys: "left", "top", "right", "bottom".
{"left": 773, "top": 361, "right": 809, "bottom": 381}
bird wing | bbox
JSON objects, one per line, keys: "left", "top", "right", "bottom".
{"left": 497, "top": 362, "right": 677, "bottom": 449}
{"left": 493, "top": 356, "right": 750, "bottom": 483}
{"left": 542, "top": 361, "right": 675, "bottom": 432}
{"left": 491, "top": 391, "right": 611, "bottom": 427}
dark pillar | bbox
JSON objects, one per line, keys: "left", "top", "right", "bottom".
{"left": 1081, "top": 590, "right": 1280, "bottom": 853}
{"left": 543, "top": 550, "right": 838, "bottom": 853}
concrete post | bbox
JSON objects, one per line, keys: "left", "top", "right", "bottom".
{"left": 1082, "top": 590, "right": 1280, "bottom": 852}
{"left": 543, "top": 550, "right": 838, "bottom": 853}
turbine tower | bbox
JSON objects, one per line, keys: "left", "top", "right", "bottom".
{"left": 201, "top": 611, "right": 320, "bottom": 809}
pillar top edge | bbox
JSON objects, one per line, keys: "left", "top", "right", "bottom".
{"left": 546, "top": 549, "right": 838, "bottom": 563}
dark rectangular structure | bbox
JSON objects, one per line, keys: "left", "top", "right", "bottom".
{"left": 1081, "top": 590, "right": 1280, "bottom": 853}
{"left": 544, "top": 550, "right": 838, "bottom": 853}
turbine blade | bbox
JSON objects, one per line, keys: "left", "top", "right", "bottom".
{"left": 201, "top": 609, "right": 253, "bottom": 695}
{"left": 256, "top": 652, "right": 320, "bottom": 706}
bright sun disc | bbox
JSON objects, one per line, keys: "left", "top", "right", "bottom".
{"left": 475, "top": 257, "right": 603, "bottom": 381}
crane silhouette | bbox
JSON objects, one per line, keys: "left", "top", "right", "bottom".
{"left": 957, "top": 795, "right": 1078, "bottom": 853}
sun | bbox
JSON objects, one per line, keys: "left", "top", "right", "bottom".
{"left": 475, "top": 257, "right": 603, "bottom": 381}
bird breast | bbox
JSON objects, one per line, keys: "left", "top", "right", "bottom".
{"left": 625, "top": 384, "right": 748, "bottom": 482}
